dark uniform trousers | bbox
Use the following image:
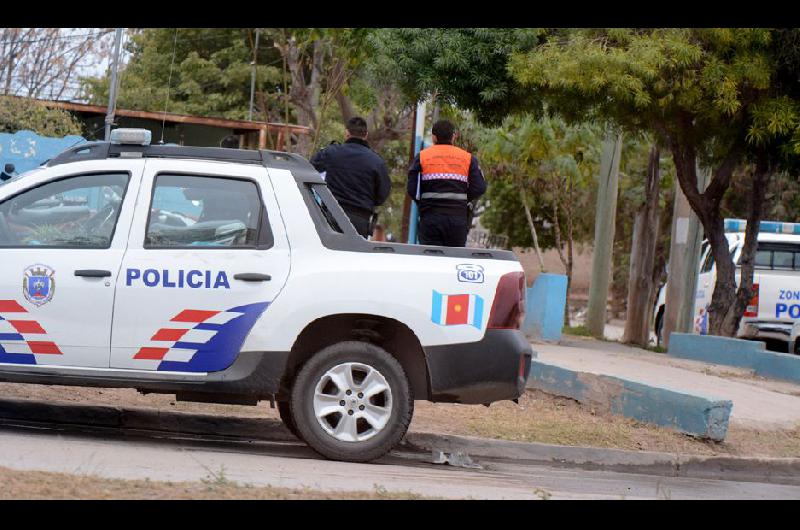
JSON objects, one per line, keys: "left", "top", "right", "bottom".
{"left": 419, "top": 212, "right": 470, "bottom": 247}
{"left": 341, "top": 204, "right": 373, "bottom": 238}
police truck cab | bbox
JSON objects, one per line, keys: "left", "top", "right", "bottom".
{"left": 0, "top": 129, "right": 532, "bottom": 462}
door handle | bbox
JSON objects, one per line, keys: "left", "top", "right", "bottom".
{"left": 75, "top": 269, "right": 112, "bottom": 278}
{"left": 234, "top": 273, "right": 271, "bottom": 282}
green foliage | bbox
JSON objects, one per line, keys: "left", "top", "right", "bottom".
{"left": 83, "top": 29, "right": 283, "bottom": 120}
{"left": 0, "top": 96, "right": 83, "bottom": 136}
{"left": 477, "top": 113, "right": 600, "bottom": 248}
{"left": 370, "top": 28, "right": 544, "bottom": 124}
{"left": 508, "top": 28, "right": 798, "bottom": 167}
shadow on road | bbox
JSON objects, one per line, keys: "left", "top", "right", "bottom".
{"left": 0, "top": 397, "right": 430, "bottom": 468}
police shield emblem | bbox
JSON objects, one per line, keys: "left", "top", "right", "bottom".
{"left": 23, "top": 264, "right": 55, "bottom": 307}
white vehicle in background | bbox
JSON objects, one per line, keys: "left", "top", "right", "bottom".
{"left": 654, "top": 219, "right": 800, "bottom": 354}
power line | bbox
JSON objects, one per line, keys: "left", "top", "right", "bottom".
{"left": 160, "top": 29, "right": 179, "bottom": 144}
{"left": 0, "top": 30, "right": 113, "bottom": 47}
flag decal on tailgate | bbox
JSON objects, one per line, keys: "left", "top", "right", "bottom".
{"left": 431, "top": 290, "right": 484, "bottom": 329}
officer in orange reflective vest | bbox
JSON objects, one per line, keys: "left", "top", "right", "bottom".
{"left": 407, "top": 120, "right": 487, "bottom": 247}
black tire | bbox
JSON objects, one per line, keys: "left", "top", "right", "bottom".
{"left": 290, "top": 341, "right": 413, "bottom": 463}
{"left": 277, "top": 400, "right": 300, "bottom": 439}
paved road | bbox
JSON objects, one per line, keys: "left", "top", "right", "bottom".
{"left": 1, "top": 422, "right": 798, "bottom": 499}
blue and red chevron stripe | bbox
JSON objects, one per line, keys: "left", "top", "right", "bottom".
{"left": 132, "top": 301, "right": 270, "bottom": 373}
{"left": 0, "top": 300, "right": 62, "bottom": 365}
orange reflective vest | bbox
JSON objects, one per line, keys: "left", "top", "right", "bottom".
{"left": 420, "top": 144, "right": 472, "bottom": 184}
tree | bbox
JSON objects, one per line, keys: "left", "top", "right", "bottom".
{"left": 1, "top": 28, "right": 113, "bottom": 100}
{"left": 510, "top": 28, "right": 800, "bottom": 337}
{"left": 0, "top": 96, "right": 82, "bottom": 136}
{"left": 481, "top": 114, "right": 599, "bottom": 325}
{"left": 370, "top": 28, "right": 544, "bottom": 125}
{"left": 84, "top": 29, "right": 284, "bottom": 122}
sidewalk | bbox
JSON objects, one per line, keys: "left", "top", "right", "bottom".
{"left": 533, "top": 335, "right": 800, "bottom": 431}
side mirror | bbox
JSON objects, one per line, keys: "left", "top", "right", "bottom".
{"left": 4, "top": 163, "right": 15, "bottom": 174}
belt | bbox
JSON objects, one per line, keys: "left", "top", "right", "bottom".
{"left": 420, "top": 192, "right": 468, "bottom": 201}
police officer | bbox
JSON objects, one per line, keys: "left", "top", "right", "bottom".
{"left": 220, "top": 135, "right": 239, "bottom": 148}
{"left": 311, "top": 117, "right": 391, "bottom": 238}
{"left": 407, "top": 120, "right": 487, "bottom": 247}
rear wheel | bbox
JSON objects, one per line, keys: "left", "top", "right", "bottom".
{"left": 290, "top": 341, "right": 413, "bottom": 462}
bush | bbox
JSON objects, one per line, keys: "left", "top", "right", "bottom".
{"left": 0, "top": 96, "right": 83, "bottom": 137}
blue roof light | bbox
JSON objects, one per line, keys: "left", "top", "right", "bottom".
{"left": 110, "top": 128, "right": 152, "bottom": 146}
{"left": 724, "top": 218, "right": 800, "bottom": 235}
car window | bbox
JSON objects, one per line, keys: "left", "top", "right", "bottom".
{"left": 308, "top": 184, "right": 343, "bottom": 234}
{"left": 145, "top": 174, "right": 261, "bottom": 248}
{"left": 0, "top": 172, "right": 129, "bottom": 248}
{"left": 773, "top": 250, "right": 795, "bottom": 269}
{"left": 754, "top": 250, "right": 772, "bottom": 269}
{"left": 700, "top": 249, "right": 715, "bottom": 273}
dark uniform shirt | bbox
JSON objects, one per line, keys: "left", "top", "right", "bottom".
{"left": 407, "top": 143, "right": 487, "bottom": 217}
{"left": 310, "top": 138, "right": 391, "bottom": 215}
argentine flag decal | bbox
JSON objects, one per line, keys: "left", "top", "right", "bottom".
{"left": 431, "top": 290, "right": 484, "bottom": 329}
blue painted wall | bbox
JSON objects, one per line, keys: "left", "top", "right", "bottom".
{"left": 523, "top": 273, "right": 568, "bottom": 341}
{"left": 0, "top": 130, "right": 85, "bottom": 177}
{"left": 529, "top": 360, "right": 732, "bottom": 441}
{"left": 668, "top": 332, "right": 800, "bottom": 384}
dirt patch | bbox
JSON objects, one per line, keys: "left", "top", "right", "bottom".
{"left": 1, "top": 382, "right": 798, "bottom": 459}
{"left": 0, "top": 465, "right": 428, "bottom": 500}
{"left": 410, "top": 390, "right": 800, "bottom": 458}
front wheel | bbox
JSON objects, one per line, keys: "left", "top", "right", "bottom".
{"left": 290, "top": 341, "right": 413, "bottom": 462}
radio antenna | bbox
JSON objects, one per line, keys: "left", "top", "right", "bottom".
{"left": 160, "top": 28, "right": 179, "bottom": 144}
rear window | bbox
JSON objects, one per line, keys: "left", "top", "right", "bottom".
{"left": 748, "top": 243, "right": 800, "bottom": 271}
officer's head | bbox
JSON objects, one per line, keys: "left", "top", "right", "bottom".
{"left": 432, "top": 120, "right": 456, "bottom": 145}
{"left": 345, "top": 117, "right": 368, "bottom": 140}
{"left": 220, "top": 135, "right": 239, "bottom": 148}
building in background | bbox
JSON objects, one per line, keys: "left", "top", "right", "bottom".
{"left": 35, "top": 99, "right": 310, "bottom": 150}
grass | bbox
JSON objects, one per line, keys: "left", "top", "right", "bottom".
{"left": 411, "top": 390, "right": 800, "bottom": 458}
{"left": 563, "top": 325, "right": 592, "bottom": 337}
{"left": 0, "top": 465, "right": 431, "bottom": 500}
{"left": 1, "top": 382, "right": 799, "bottom": 459}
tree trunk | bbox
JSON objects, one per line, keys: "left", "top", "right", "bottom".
{"left": 550, "top": 173, "right": 572, "bottom": 327}
{"left": 721, "top": 155, "right": 772, "bottom": 336}
{"left": 622, "top": 145, "right": 661, "bottom": 346}
{"left": 520, "top": 187, "right": 546, "bottom": 273}
{"left": 668, "top": 135, "right": 767, "bottom": 337}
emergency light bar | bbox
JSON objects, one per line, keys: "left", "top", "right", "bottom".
{"left": 110, "top": 128, "right": 152, "bottom": 146}
{"left": 724, "top": 218, "right": 800, "bottom": 235}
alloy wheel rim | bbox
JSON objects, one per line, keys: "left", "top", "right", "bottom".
{"left": 312, "top": 362, "right": 393, "bottom": 442}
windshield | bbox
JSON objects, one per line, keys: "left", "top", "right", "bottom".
{"left": 0, "top": 168, "right": 40, "bottom": 185}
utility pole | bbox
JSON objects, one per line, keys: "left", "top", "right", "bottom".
{"left": 585, "top": 131, "right": 623, "bottom": 338}
{"left": 406, "top": 99, "right": 427, "bottom": 244}
{"left": 663, "top": 165, "right": 711, "bottom": 347}
{"left": 248, "top": 29, "right": 260, "bottom": 122}
{"left": 104, "top": 28, "right": 124, "bottom": 141}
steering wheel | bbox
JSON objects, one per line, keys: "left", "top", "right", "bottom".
{"left": 0, "top": 211, "right": 18, "bottom": 245}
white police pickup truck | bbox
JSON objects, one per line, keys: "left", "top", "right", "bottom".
{"left": 654, "top": 219, "right": 800, "bottom": 354}
{"left": 0, "top": 129, "right": 532, "bottom": 462}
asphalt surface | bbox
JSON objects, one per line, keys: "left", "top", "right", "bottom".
{"left": 1, "top": 415, "right": 799, "bottom": 499}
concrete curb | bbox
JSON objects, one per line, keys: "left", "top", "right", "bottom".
{"left": 401, "top": 432, "right": 800, "bottom": 486}
{"left": 527, "top": 360, "right": 733, "bottom": 441}
{"left": 668, "top": 333, "right": 800, "bottom": 384}
{"left": 0, "top": 397, "right": 797, "bottom": 486}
